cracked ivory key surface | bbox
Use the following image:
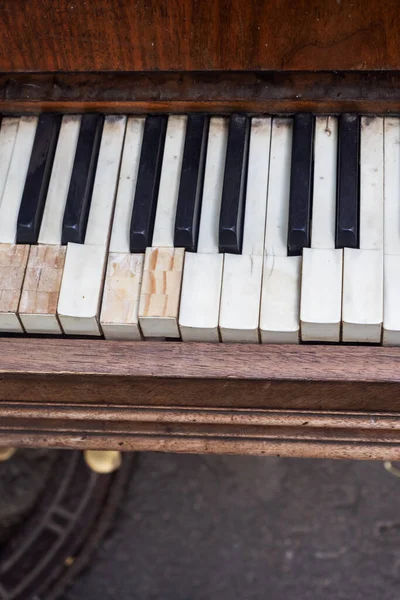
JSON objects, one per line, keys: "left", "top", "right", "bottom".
{"left": 138, "top": 247, "right": 184, "bottom": 338}
{"left": 18, "top": 245, "right": 66, "bottom": 334}
{"left": 0, "top": 243, "right": 29, "bottom": 332}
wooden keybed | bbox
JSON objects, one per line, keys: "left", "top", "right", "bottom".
{"left": 2, "top": 0, "right": 400, "bottom": 459}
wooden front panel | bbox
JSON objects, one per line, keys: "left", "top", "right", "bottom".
{"left": 0, "top": 0, "right": 398, "bottom": 72}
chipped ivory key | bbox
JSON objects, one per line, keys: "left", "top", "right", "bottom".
{"left": 0, "top": 244, "right": 30, "bottom": 332}
{"left": 19, "top": 245, "right": 66, "bottom": 334}
{"left": 138, "top": 247, "right": 184, "bottom": 338}
{"left": 100, "top": 252, "right": 144, "bottom": 340}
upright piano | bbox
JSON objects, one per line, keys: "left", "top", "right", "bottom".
{"left": 0, "top": 0, "right": 400, "bottom": 460}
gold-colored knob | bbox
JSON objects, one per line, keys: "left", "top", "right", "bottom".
{"left": 84, "top": 450, "right": 122, "bottom": 474}
{"left": 0, "top": 447, "right": 16, "bottom": 462}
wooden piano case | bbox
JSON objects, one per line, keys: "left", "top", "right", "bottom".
{"left": 0, "top": 0, "right": 400, "bottom": 460}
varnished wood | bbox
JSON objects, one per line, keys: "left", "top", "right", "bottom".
{"left": 0, "top": 339, "right": 398, "bottom": 410}
{"left": 0, "top": 339, "right": 400, "bottom": 457}
{"left": 2, "top": 403, "right": 400, "bottom": 460}
{"left": 4, "top": 72, "right": 400, "bottom": 115}
{"left": 0, "top": 0, "right": 398, "bottom": 72}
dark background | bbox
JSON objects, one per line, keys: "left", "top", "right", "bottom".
{"left": 65, "top": 453, "right": 400, "bottom": 600}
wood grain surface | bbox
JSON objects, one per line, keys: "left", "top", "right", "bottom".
{"left": 0, "top": 0, "right": 398, "bottom": 72}
{"left": 0, "top": 338, "right": 400, "bottom": 458}
{"left": 3, "top": 72, "right": 400, "bottom": 115}
{"left": 2, "top": 403, "right": 400, "bottom": 460}
{"left": 0, "top": 339, "right": 398, "bottom": 413}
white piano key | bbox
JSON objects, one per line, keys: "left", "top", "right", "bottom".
{"left": 383, "top": 255, "right": 400, "bottom": 345}
{"left": 179, "top": 117, "right": 228, "bottom": 342}
{"left": 300, "top": 117, "right": 342, "bottom": 342}
{"left": 38, "top": 115, "right": 81, "bottom": 245}
{"left": 0, "top": 116, "right": 38, "bottom": 243}
{"left": 152, "top": 115, "right": 187, "bottom": 248}
{"left": 0, "top": 244, "right": 29, "bottom": 333}
{"left": 197, "top": 117, "right": 228, "bottom": 253}
{"left": 359, "top": 117, "right": 384, "bottom": 250}
{"left": 100, "top": 252, "right": 144, "bottom": 340}
{"left": 310, "top": 116, "right": 338, "bottom": 249}
{"left": 219, "top": 254, "right": 262, "bottom": 343}
{"left": 0, "top": 118, "right": 19, "bottom": 203}
{"left": 300, "top": 248, "right": 343, "bottom": 342}
{"left": 58, "top": 243, "right": 107, "bottom": 335}
{"left": 84, "top": 115, "right": 127, "bottom": 247}
{"left": 109, "top": 117, "right": 145, "bottom": 253}
{"left": 179, "top": 253, "right": 223, "bottom": 342}
{"left": 260, "top": 255, "right": 301, "bottom": 343}
{"left": 138, "top": 247, "right": 184, "bottom": 338}
{"left": 342, "top": 248, "right": 383, "bottom": 343}
{"left": 19, "top": 245, "right": 66, "bottom": 334}
{"left": 264, "top": 118, "right": 293, "bottom": 257}
{"left": 219, "top": 117, "right": 271, "bottom": 343}
{"left": 241, "top": 117, "right": 271, "bottom": 256}
{"left": 383, "top": 118, "right": 400, "bottom": 255}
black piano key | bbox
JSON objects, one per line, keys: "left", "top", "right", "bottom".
{"left": 336, "top": 113, "right": 360, "bottom": 249}
{"left": 16, "top": 113, "right": 62, "bottom": 244}
{"left": 218, "top": 114, "right": 250, "bottom": 254}
{"left": 287, "top": 113, "right": 315, "bottom": 256}
{"left": 130, "top": 115, "right": 167, "bottom": 253}
{"left": 174, "top": 114, "right": 209, "bottom": 251}
{"left": 61, "top": 114, "right": 104, "bottom": 245}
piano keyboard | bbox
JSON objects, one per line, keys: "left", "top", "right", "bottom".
{"left": 0, "top": 112, "right": 397, "bottom": 344}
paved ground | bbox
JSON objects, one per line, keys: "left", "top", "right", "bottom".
{"left": 65, "top": 453, "right": 400, "bottom": 600}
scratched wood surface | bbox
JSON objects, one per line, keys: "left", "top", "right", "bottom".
{"left": 3, "top": 72, "right": 400, "bottom": 115}
{"left": 2, "top": 403, "right": 400, "bottom": 460}
{"left": 0, "top": 339, "right": 398, "bottom": 413}
{"left": 0, "top": 0, "right": 397, "bottom": 72}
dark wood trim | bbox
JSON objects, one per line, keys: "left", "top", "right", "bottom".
{"left": 1, "top": 403, "right": 400, "bottom": 460}
{"left": 2, "top": 72, "right": 400, "bottom": 115}
{"left": 0, "top": 339, "right": 399, "bottom": 414}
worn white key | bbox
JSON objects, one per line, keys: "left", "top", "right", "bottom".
{"left": 138, "top": 116, "right": 187, "bottom": 338}
{"left": 19, "top": 245, "right": 66, "bottom": 334}
{"left": 383, "top": 118, "right": 400, "bottom": 256}
{"left": 58, "top": 244, "right": 107, "bottom": 335}
{"left": 264, "top": 118, "right": 292, "bottom": 257}
{"left": 84, "top": 116, "right": 127, "bottom": 247}
{"left": 179, "top": 117, "right": 228, "bottom": 342}
{"left": 300, "top": 116, "right": 343, "bottom": 342}
{"left": 139, "top": 247, "right": 184, "bottom": 338}
{"left": 341, "top": 118, "right": 384, "bottom": 343}
{"left": 383, "top": 119, "right": 400, "bottom": 345}
{"left": 100, "top": 252, "right": 144, "bottom": 340}
{"left": 0, "top": 244, "right": 29, "bottom": 332}
{"left": 0, "top": 116, "right": 37, "bottom": 243}
{"left": 310, "top": 116, "right": 337, "bottom": 250}
{"left": 101, "top": 117, "right": 146, "bottom": 340}
{"left": 219, "top": 254, "right": 263, "bottom": 343}
{"left": 0, "top": 118, "right": 19, "bottom": 203}
{"left": 17, "top": 116, "right": 81, "bottom": 335}
{"left": 342, "top": 248, "right": 383, "bottom": 343}
{"left": 109, "top": 117, "right": 145, "bottom": 254}
{"left": 260, "top": 118, "right": 300, "bottom": 343}
{"left": 219, "top": 117, "right": 271, "bottom": 343}
{"left": 301, "top": 248, "right": 342, "bottom": 342}
{"left": 383, "top": 255, "right": 400, "bottom": 345}
{"left": 58, "top": 116, "right": 126, "bottom": 335}
{"left": 38, "top": 115, "right": 81, "bottom": 245}
{"left": 152, "top": 116, "right": 187, "bottom": 248}
{"left": 0, "top": 117, "right": 37, "bottom": 332}
{"left": 359, "top": 117, "right": 384, "bottom": 250}
{"left": 260, "top": 255, "right": 301, "bottom": 344}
